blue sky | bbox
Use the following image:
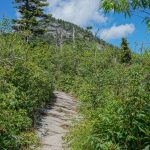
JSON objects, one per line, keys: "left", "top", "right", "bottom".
{"left": 0, "top": 0, "right": 149, "bottom": 52}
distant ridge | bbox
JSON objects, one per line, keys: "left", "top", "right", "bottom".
{"left": 36, "top": 15, "right": 117, "bottom": 49}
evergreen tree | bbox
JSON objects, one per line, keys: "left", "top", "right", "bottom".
{"left": 120, "top": 38, "right": 132, "bottom": 63}
{"left": 13, "top": 0, "right": 48, "bottom": 38}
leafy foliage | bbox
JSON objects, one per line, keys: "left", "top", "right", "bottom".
{"left": 0, "top": 17, "right": 149, "bottom": 150}
{"left": 100, "top": 0, "right": 150, "bottom": 29}
{"left": 53, "top": 43, "right": 150, "bottom": 149}
{"left": 0, "top": 22, "right": 54, "bottom": 149}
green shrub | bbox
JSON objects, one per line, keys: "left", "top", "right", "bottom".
{"left": 0, "top": 33, "right": 54, "bottom": 149}
{"left": 0, "top": 18, "right": 149, "bottom": 150}
{"left": 54, "top": 44, "right": 150, "bottom": 150}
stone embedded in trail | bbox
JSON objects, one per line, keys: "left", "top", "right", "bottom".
{"left": 37, "top": 91, "right": 77, "bottom": 150}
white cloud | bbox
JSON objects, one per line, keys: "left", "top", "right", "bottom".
{"left": 100, "top": 24, "right": 135, "bottom": 40}
{"left": 47, "top": 0, "right": 107, "bottom": 26}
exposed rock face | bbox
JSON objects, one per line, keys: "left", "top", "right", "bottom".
{"left": 37, "top": 16, "right": 117, "bottom": 50}
{"left": 39, "top": 16, "right": 93, "bottom": 40}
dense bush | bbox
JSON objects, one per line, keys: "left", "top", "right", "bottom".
{"left": 54, "top": 44, "right": 150, "bottom": 150}
{"left": 0, "top": 18, "right": 149, "bottom": 150}
{"left": 0, "top": 33, "right": 54, "bottom": 149}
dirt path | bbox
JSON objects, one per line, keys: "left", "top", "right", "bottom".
{"left": 37, "top": 91, "right": 77, "bottom": 150}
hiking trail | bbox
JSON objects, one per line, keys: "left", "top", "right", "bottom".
{"left": 37, "top": 91, "right": 78, "bottom": 150}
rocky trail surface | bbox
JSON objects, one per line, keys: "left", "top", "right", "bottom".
{"left": 37, "top": 91, "right": 78, "bottom": 150}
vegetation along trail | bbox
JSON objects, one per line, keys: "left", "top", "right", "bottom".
{"left": 0, "top": 0, "right": 149, "bottom": 149}
{"left": 37, "top": 91, "right": 78, "bottom": 150}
